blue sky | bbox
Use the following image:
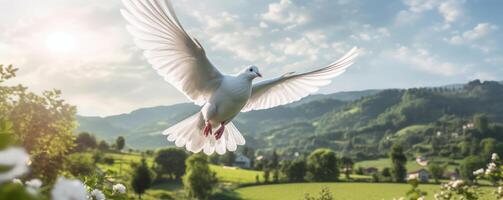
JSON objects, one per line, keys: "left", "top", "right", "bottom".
{"left": 0, "top": 0, "right": 502, "bottom": 116}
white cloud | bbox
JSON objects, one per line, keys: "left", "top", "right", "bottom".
{"left": 438, "top": 0, "right": 464, "bottom": 23}
{"left": 351, "top": 26, "right": 390, "bottom": 41}
{"left": 402, "top": 0, "right": 437, "bottom": 13}
{"left": 446, "top": 23, "right": 498, "bottom": 45}
{"left": 271, "top": 31, "right": 331, "bottom": 61}
{"left": 397, "top": 0, "right": 464, "bottom": 25}
{"left": 261, "top": 0, "right": 309, "bottom": 25}
{"left": 259, "top": 21, "right": 269, "bottom": 28}
{"left": 387, "top": 45, "right": 457, "bottom": 76}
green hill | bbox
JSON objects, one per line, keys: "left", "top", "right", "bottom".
{"left": 252, "top": 80, "right": 503, "bottom": 159}
{"left": 76, "top": 80, "right": 503, "bottom": 156}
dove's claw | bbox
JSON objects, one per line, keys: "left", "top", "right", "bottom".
{"left": 203, "top": 121, "right": 212, "bottom": 136}
{"left": 215, "top": 122, "right": 225, "bottom": 140}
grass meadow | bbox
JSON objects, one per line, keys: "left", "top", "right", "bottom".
{"left": 94, "top": 152, "right": 496, "bottom": 200}
{"left": 234, "top": 183, "right": 495, "bottom": 200}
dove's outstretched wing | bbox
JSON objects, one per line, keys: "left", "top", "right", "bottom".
{"left": 121, "top": 0, "right": 222, "bottom": 106}
{"left": 242, "top": 47, "right": 360, "bottom": 112}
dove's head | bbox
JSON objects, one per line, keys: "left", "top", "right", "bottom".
{"left": 241, "top": 65, "right": 262, "bottom": 80}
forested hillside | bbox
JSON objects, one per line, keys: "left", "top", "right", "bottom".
{"left": 76, "top": 90, "right": 375, "bottom": 148}
{"left": 76, "top": 80, "right": 503, "bottom": 158}
{"left": 256, "top": 80, "right": 503, "bottom": 160}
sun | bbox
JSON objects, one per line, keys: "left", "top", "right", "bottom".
{"left": 45, "top": 32, "right": 77, "bottom": 53}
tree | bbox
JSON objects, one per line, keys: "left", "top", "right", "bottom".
{"left": 460, "top": 156, "right": 485, "bottom": 182}
{"left": 381, "top": 167, "right": 391, "bottom": 177}
{"left": 428, "top": 163, "right": 445, "bottom": 183}
{"left": 263, "top": 168, "right": 270, "bottom": 183}
{"left": 474, "top": 114, "right": 489, "bottom": 134}
{"left": 74, "top": 132, "right": 97, "bottom": 151}
{"left": 183, "top": 153, "right": 217, "bottom": 200}
{"left": 390, "top": 144, "right": 407, "bottom": 182}
{"left": 306, "top": 148, "right": 339, "bottom": 182}
{"left": 340, "top": 156, "right": 354, "bottom": 179}
{"left": 273, "top": 169, "right": 279, "bottom": 183}
{"left": 65, "top": 153, "right": 95, "bottom": 176}
{"left": 132, "top": 158, "right": 153, "bottom": 199}
{"left": 116, "top": 136, "right": 125, "bottom": 151}
{"left": 271, "top": 149, "right": 279, "bottom": 169}
{"left": 220, "top": 152, "right": 236, "bottom": 166}
{"left": 281, "top": 159, "right": 307, "bottom": 182}
{"left": 98, "top": 140, "right": 110, "bottom": 151}
{"left": 304, "top": 187, "right": 333, "bottom": 200}
{"left": 0, "top": 65, "right": 76, "bottom": 183}
{"left": 480, "top": 138, "right": 497, "bottom": 158}
{"left": 154, "top": 148, "right": 187, "bottom": 180}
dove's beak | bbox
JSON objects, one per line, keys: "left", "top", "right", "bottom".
{"left": 256, "top": 72, "right": 262, "bottom": 78}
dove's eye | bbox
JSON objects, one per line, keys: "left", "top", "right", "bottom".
{"left": 249, "top": 68, "right": 253, "bottom": 72}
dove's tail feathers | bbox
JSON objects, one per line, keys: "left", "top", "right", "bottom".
{"left": 162, "top": 113, "right": 245, "bottom": 155}
{"left": 202, "top": 122, "right": 245, "bottom": 155}
{"left": 162, "top": 112, "right": 206, "bottom": 153}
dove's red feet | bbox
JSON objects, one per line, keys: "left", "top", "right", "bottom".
{"left": 203, "top": 121, "right": 212, "bottom": 137}
{"left": 215, "top": 122, "right": 225, "bottom": 140}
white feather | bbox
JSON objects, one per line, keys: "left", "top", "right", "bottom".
{"left": 121, "top": 0, "right": 359, "bottom": 155}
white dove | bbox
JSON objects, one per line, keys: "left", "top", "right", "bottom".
{"left": 121, "top": 0, "right": 360, "bottom": 155}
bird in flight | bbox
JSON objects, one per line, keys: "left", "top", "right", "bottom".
{"left": 121, "top": 0, "right": 360, "bottom": 155}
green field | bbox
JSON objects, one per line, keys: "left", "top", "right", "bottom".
{"left": 355, "top": 158, "right": 460, "bottom": 172}
{"left": 235, "top": 183, "right": 494, "bottom": 200}
{"left": 96, "top": 153, "right": 491, "bottom": 200}
{"left": 210, "top": 165, "right": 263, "bottom": 184}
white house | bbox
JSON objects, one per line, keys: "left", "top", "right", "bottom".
{"left": 233, "top": 154, "right": 251, "bottom": 169}
{"left": 407, "top": 169, "right": 429, "bottom": 182}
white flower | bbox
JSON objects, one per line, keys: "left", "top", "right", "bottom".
{"left": 0, "top": 147, "right": 30, "bottom": 183}
{"left": 486, "top": 163, "right": 497, "bottom": 175}
{"left": 417, "top": 196, "right": 426, "bottom": 200}
{"left": 25, "top": 178, "right": 42, "bottom": 189}
{"left": 90, "top": 189, "right": 106, "bottom": 200}
{"left": 51, "top": 177, "right": 88, "bottom": 200}
{"left": 449, "top": 179, "right": 464, "bottom": 189}
{"left": 112, "top": 183, "right": 126, "bottom": 194}
{"left": 492, "top": 153, "right": 499, "bottom": 161}
{"left": 407, "top": 173, "right": 419, "bottom": 181}
{"left": 498, "top": 186, "right": 503, "bottom": 195}
{"left": 25, "top": 178, "right": 42, "bottom": 195}
{"left": 12, "top": 178, "right": 23, "bottom": 185}
{"left": 473, "top": 168, "right": 485, "bottom": 176}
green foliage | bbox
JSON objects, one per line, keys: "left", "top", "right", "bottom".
{"left": 154, "top": 148, "right": 187, "bottom": 180}
{"left": 474, "top": 114, "right": 489, "bottom": 134}
{"left": 116, "top": 136, "right": 125, "bottom": 151}
{"left": 74, "top": 132, "right": 97, "bottom": 152}
{"left": 97, "top": 140, "right": 109, "bottom": 151}
{"left": 428, "top": 163, "right": 445, "bottom": 183}
{"left": 0, "top": 118, "right": 14, "bottom": 150}
{"left": 263, "top": 168, "right": 270, "bottom": 183}
{"left": 381, "top": 167, "right": 391, "bottom": 177}
{"left": 132, "top": 158, "right": 153, "bottom": 199}
{"left": 340, "top": 156, "right": 354, "bottom": 179}
{"left": 281, "top": 159, "right": 307, "bottom": 182}
{"left": 65, "top": 153, "right": 95, "bottom": 177}
{"left": 220, "top": 152, "right": 236, "bottom": 166}
{"left": 273, "top": 169, "right": 279, "bottom": 183}
{"left": 183, "top": 154, "right": 217, "bottom": 200}
{"left": 460, "top": 156, "right": 485, "bottom": 182}
{"left": 0, "top": 65, "right": 76, "bottom": 183}
{"left": 304, "top": 187, "right": 333, "bottom": 200}
{"left": 405, "top": 179, "right": 427, "bottom": 200}
{"left": 0, "top": 183, "right": 41, "bottom": 200}
{"left": 390, "top": 144, "right": 407, "bottom": 182}
{"left": 306, "top": 149, "right": 339, "bottom": 182}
